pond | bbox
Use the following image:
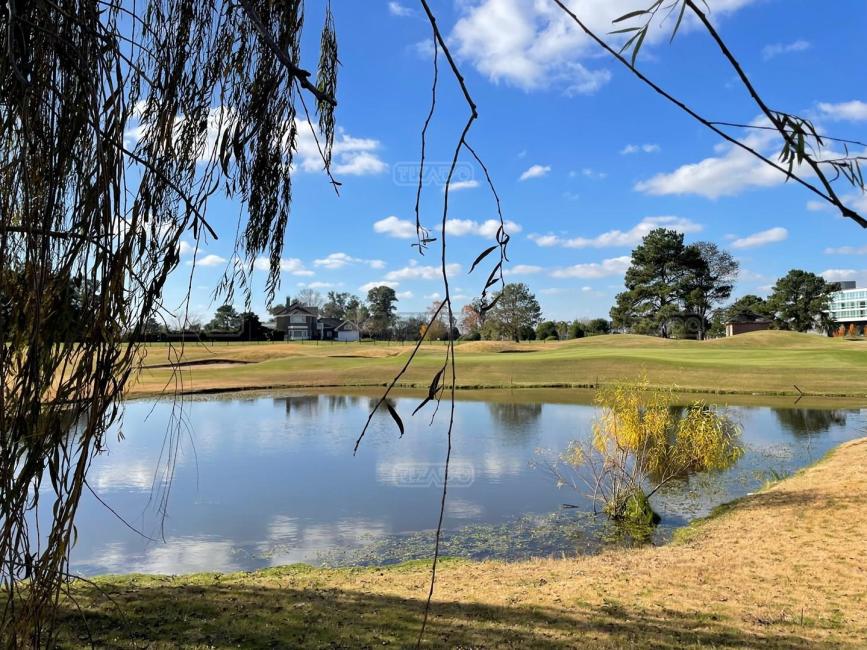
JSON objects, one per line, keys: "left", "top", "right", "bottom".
{"left": 70, "top": 390, "right": 865, "bottom": 575}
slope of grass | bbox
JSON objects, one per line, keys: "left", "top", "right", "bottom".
{"left": 129, "top": 331, "right": 867, "bottom": 398}
{"left": 56, "top": 437, "right": 867, "bottom": 648}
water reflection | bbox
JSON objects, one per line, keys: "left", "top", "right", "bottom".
{"left": 487, "top": 402, "right": 543, "bottom": 446}
{"left": 274, "top": 394, "right": 320, "bottom": 416}
{"left": 68, "top": 392, "right": 864, "bottom": 576}
{"left": 771, "top": 408, "right": 851, "bottom": 437}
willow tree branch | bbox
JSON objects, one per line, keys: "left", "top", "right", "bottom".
{"left": 550, "top": 0, "right": 867, "bottom": 228}
{"left": 683, "top": 0, "right": 864, "bottom": 227}
{"left": 237, "top": 0, "right": 337, "bottom": 107}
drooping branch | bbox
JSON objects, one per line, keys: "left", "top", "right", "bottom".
{"left": 550, "top": 0, "right": 867, "bottom": 228}
{"left": 237, "top": 0, "right": 337, "bottom": 108}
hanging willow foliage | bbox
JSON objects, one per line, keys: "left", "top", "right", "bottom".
{"left": 0, "top": 1, "right": 336, "bottom": 645}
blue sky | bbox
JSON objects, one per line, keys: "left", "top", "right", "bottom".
{"left": 153, "top": 0, "right": 867, "bottom": 323}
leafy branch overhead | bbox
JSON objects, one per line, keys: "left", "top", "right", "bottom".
{"left": 554, "top": 0, "right": 867, "bottom": 228}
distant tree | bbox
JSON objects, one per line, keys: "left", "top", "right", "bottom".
{"left": 684, "top": 242, "right": 739, "bottom": 340}
{"left": 568, "top": 321, "right": 586, "bottom": 339}
{"left": 767, "top": 270, "right": 836, "bottom": 333}
{"left": 612, "top": 229, "right": 705, "bottom": 337}
{"left": 555, "top": 321, "right": 570, "bottom": 340}
{"left": 207, "top": 304, "right": 240, "bottom": 331}
{"left": 344, "top": 295, "right": 370, "bottom": 339}
{"left": 536, "top": 321, "right": 559, "bottom": 340}
{"left": 367, "top": 286, "right": 398, "bottom": 338}
{"left": 296, "top": 288, "right": 324, "bottom": 310}
{"left": 238, "top": 312, "right": 267, "bottom": 340}
{"left": 519, "top": 325, "right": 537, "bottom": 341}
{"left": 321, "top": 291, "right": 356, "bottom": 320}
{"left": 143, "top": 316, "right": 164, "bottom": 336}
{"left": 394, "top": 315, "right": 425, "bottom": 342}
{"left": 460, "top": 299, "right": 485, "bottom": 334}
{"left": 585, "top": 318, "right": 612, "bottom": 336}
{"left": 488, "top": 283, "right": 543, "bottom": 342}
{"left": 421, "top": 300, "right": 449, "bottom": 340}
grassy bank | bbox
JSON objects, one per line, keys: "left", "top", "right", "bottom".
{"left": 129, "top": 330, "right": 867, "bottom": 398}
{"left": 57, "top": 436, "right": 867, "bottom": 648}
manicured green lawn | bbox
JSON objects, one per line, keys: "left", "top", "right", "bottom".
{"left": 132, "top": 331, "right": 867, "bottom": 398}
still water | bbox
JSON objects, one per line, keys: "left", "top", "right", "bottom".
{"left": 70, "top": 391, "right": 865, "bottom": 575}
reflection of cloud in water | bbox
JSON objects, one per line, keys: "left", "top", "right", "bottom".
{"left": 259, "top": 516, "right": 388, "bottom": 567}
{"left": 376, "top": 456, "right": 475, "bottom": 487}
{"left": 80, "top": 538, "right": 242, "bottom": 575}
{"left": 480, "top": 454, "right": 526, "bottom": 482}
{"left": 88, "top": 458, "right": 155, "bottom": 492}
{"left": 446, "top": 498, "right": 483, "bottom": 519}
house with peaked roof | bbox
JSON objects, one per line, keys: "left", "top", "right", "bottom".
{"left": 272, "top": 302, "right": 319, "bottom": 340}
{"left": 724, "top": 310, "right": 772, "bottom": 337}
{"left": 271, "top": 302, "right": 360, "bottom": 341}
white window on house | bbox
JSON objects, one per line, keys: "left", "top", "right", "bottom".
{"left": 290, "top": 315, "right": 308, "bottom": 324}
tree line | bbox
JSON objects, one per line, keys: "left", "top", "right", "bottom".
{"left": 611, "top": 228, "right": 841, "bottom": 338}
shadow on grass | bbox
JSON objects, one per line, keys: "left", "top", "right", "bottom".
{"left": 728, "top": 488, "right": 866, "bottom": 514}
{"left": 57, "top": 577, "right": 825, "bottom": 649}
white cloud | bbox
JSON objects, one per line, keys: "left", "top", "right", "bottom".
{"left": 737, "top": 268, "right": 766, "bottom": 282}
{"left": 373, "top": 216, "right": 418, "bottom": 239}
{"left": 730, "top": 227, "right": 788, "bottom": 249}
{"left": 762, "top": 39, "right": 810, "bottom": 60}
{"left": 575, "top": 168, "right": 607, "bottom": 180}
{"left": 332, "top": 151, "right": 388, "bottom": 175}
{"left": 635, "top": 121, "right": 790, "bottom": 198}
{"left": 550, "top": 256, "right": 631, "bottom": 279}
{"left": 447, "top": 179, "right": 480, "bottom": 192}
{"left": 539, "top": 287, "right": 566, "bottom": 295}
{"left": 298, "top": 281, "right": 339, "bottom": 289}
{"left": 519, "top": 164, "right": 551, "bottom": 181}
{"left": 253, "top": 257, "right": 313, "bottom": 276}
{"left": 126, "top": 108, "right": 386, "bottom": 176}
{"left": 388, "top": 1, "right": 413, "bottom": 17}
{"left": 296, "top": 125, "right": 387, "bottom": 176}
{"left": 195, "top": 254, "right": 226, "bottom": 267}
{"left": 822, "top": 269, "right": 862, "bottom": 282}
{"left": 373, "top": 216, "right": 522, "bottom": 239}
{"left": 360, "top": 280, "right": 399, "bottom": 292}
{"left": 396, "top": 291, "right": 414, "bottom": 300}
{"left": 825, "top": 245, "right": 867, "bottom": 255}
{"left": 807, "top": 191, "right": 867, "bottom": 215}
{"left": 529, "top": 216, "right": 702, "bottom": 249}
{"left": 414, "top": 39, "right": 435, "bottom": 58}
{"left": 178, "top": 240, "right": 194, "bottom": 256}
{"left": 504, "top": 264, "right": 544, "bottom": 276}
{"left": 631, "top": 117, "right": 856, "bottom": 200}
{"left": 449, "top": 0, "right": 754, "bottom": 95}
{"left": 385, "top": 260, "right": 461, "bottom": 281}
{"left": 817, "top": 100, "right": 867, "bottom": 122}
{"left": 314, "top": 252, "right": 386, "bottom": 270}
{"left": 621, "top": 143, "right": 660, "bottom": 155}
{"left": 424, "top": 292, "right": 443, "bottom": 301}
{"left": 447, "top": 218, "right": 523, "bottom": 237}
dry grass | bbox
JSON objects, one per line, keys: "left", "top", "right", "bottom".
{"left": 58, "top": 437, "right": 867, "bottom": 648}
{"left": 127, "top": 331, "right": 867, "bottom": 398}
